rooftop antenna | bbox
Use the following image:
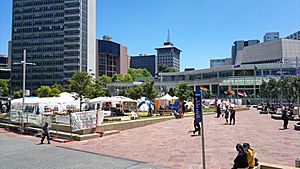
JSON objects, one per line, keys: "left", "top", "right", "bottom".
{"left": 167, "top": 29, "right": 170, "bottom": 42}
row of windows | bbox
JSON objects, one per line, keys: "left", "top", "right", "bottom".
{"left": 13, "top": 33, "right": 64, "bottom": 41}
{"left": 14, "top": 6, "right": 64, "bottom": 14}
{"left": 14, "top": 12, "right": 64, "bottom": 21}
{"left": 14, "top": 0, "right": 64, "bottom": 8}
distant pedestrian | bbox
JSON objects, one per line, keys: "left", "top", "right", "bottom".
{"left": 281, "top": 110, "right": 289, "bottom": 129}
{"left": 216, "top": 103, "right": 222, "bottom": 118}
{"left": 230, "top": 108, "right": 236, "bottom": 125}
{"left": 193, "top": 118, "right": 201, "bottom": 135}
{"left": 246, "top": 99, "right": 251, "bottom": 106}
{"left": 224, "top": 106, "right": 229, "bottom": 124}
{"left": 232, "top": 143, "right": 248, "bottom": 169}
{"left": 40, "top": 122, "right": 51, "bottom": 144}
{"left": 243, "top": 143, "right": 255, "bottom": 169}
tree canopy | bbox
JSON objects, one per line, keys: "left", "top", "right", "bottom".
{"left": 0, "top": 80, "right": 9, "bottom": 97}
{"left": 128, "top": 68, "right": 152, "bottom": 80}
{"left": 68, "top": 72, "right": 93, "bottom": 111}
{"left": 158, "top": 64, "right": 177, "bottom": 73}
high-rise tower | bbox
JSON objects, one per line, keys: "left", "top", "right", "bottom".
{"left": 155, "top": 30, "right": 181, "bottom": 72}
{"left": 11, "top": 0, "right": 96, "bottom": 91}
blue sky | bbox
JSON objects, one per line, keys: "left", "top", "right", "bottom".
{"left": 1, "top": 0, "right": 300, "bottom": 70}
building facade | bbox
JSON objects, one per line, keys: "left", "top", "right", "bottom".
{"left": 155, "top": 41, "right": 181, "bottom": 72}
{"left": 235, "top": 39, "right": 300, "bottom": 65}
{"left": 210, "top": 58, "right": 232, "bottom": 68}
{"left": 231, "top": 40, "right": 260, "bottom": 65}
{"left": 263, "top": 32, "right": 280, "bottom": 42}
{"left": 11, "top": 0, "right": 96, "bottom": 91}
{"left": 96, "top": 36, "right": 128, "bottom": 77}
{"left": 130, "top": 54, "right": 156, "bottom": 76}
{"left": 286, "top": 31, "right": 300, "bottom": 40}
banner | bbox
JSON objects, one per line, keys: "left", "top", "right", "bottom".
{"left": 71, "top": 111, "right": 97, "bottom": 131}
{"left": 56, "top": 115, "right": 70, "bottom": 124}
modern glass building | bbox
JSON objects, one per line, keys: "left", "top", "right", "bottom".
{"left": 130, "top": 54, "right": 156, "bottom": 76}
{"left": 10, "top": 0, "right": 96, "bottom": 91}
{"left": 96, "top": 36, "right": 128, "bottom": 77}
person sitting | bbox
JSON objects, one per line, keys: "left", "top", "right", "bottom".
{"left": 243, "top": 143, "right": 255, "bottom": 169}
{"left": 232, "top": 144, "right": 248, "bottom": 169}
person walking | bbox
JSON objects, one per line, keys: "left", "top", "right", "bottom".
{"left": 224, "top": 105, "right": 229, "bottom": 125}
{"left": 230, "top": 108, "right": 236, "bottom": 125}
{"left": 232, "top": 143, "right": 249, "bottom": 169}
{"left": 40, "top": 122, "right": 51, "bottom": 144}
{"left": 192, "top": 118, "right": 201, "bottom": 136}
{"left": 281, "top": 110, "right": 289, "bottom": 129}
{"left": 243, "top": 143, "right": 255, "bottom": 169}
{"left": 216, "top": 103, "right": 222, "bottom": 118}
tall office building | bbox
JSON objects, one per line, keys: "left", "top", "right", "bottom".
{"left": 155, "top": 31, "right": 181, "bottom": 72}
{"left": 286, "top": 31, "right": 300, "bottom": 40}
{"left": 96, "top": 36, "right": 128, "bottom": 77}
{"left": 231, "top": 40, "right": 260, "bottom": 65}
{"left": 11, "top": 0, "right": 96, "bottom": 91}
{"left": 130, "top": 54, "right": 157, "bottom": 76}
{"left": 263, "top": 32, "right": 280, "bottom": 42}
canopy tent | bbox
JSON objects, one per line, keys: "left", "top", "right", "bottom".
{"left": 155, "top": 94, "right": 179, "bottom": 109}
{"left": 137, "top": 97, "right": 154, "bottom": 112}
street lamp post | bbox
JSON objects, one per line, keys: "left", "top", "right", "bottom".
{"left": 13, "top": 50, "right": 35, "bottom": 132}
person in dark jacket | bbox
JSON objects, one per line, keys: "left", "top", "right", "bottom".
{"left": 281, "top": 110, "right": 289, "bottom": 129}
{"left": 216, "top": 103, "right": 222, "bottom": 118}
{"left": 224, "top": 106, "right": 229, "bottom": 124}
{"left": 229, "top": 108, "right": 236, "bottom": 125}
{"left": 192, "top": 118, "right": 201, "bottom": 136}
{"left": 232, "top": 143, "right": 248, "bottom": 169}
{"left": 40, "top": 122, "right": 51, "bottom": 144}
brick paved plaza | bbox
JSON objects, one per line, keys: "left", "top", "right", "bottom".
{"left": 1, "top": 108, "right": 300, "bottom": 169}
{"left": 60, "top": 108, "right": 300, "bottom": 169}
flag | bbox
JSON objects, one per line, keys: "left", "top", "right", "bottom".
{"left": 225, "top": 90, "right": 235, "bottom": 95}
{"left": 238, "top": 91, "right": 247, "bottom": 97}
{"left": 200, "top": 86, "right": 208, "bottom": 92}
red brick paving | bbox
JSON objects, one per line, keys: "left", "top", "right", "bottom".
{"left": 2, "top": 108, "right": 300, "bottom": 169}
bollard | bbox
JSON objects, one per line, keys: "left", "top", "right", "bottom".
{"left": 296, "top": 157, "right": 300, "bottom": 168}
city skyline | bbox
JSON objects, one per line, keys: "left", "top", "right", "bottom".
{"left": 1, "top": 0, "right": 300, "bottom": 70}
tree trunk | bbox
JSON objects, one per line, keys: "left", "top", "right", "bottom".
{"left": 80, "top": 96, "right": 82, "bottom": 112}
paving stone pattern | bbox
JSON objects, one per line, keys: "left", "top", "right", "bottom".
{"left": 1, "top": 108, "right": 299, "bottom": 169}
{"left": 60, "top": 108, "right": 300, "bottom": 169}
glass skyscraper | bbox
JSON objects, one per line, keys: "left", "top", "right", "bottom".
{"left": 11, "top": 0, "right": 96, "bottom": 91}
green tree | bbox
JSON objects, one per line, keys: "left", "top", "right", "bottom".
{"left": 50, "top": 84, "right": 62, "bottom": 97}
{"left": 68, "top": 72, "right": 93, "bottom": 111}
{"left": 174, "top": 82, "right": 193, "bottom": 101}
{"left": 268, "top": 78, "right": 279, "bottom": 103}
{"left": 202, "top": 90, "right": 213, "bottom": 99}
{"left": 112, "top": 74, "right": 123, "bottom": 82}
{"left": 98, "top": 75, "right": 112, "bottom": 84}
{"left": 36, "top": 86, "right": 52, "bottom": 97}
{"left": 158, "top": 64, "right": 177, "bottom": 73}
{"left": 142, "top": 79, "right": 158, "bottom": 100}
{"left": 89, "top": 78, "right": 110, "bottom": 98}
{"left": 168, "top": 87, "right": 176, "bottom": 96}
{"left": 13, "top": 88, "right": 22, "bottom": 98}
{"left": 122, "top": 74, "right": 133, "bottom": 82}
{"left": 174, "top": 82, "right": 193, "bottom": 111}
{"left": 128, "top": 68, "right": 152, "bottom": 80}
{"left": 120, "top": 85, "right": 144, "bottom": 100}
{"left": 260, "top": 81, "right": 269, "bottom": 100}
{"left": 0, "top": 80, "right": 9, "bottom": 96}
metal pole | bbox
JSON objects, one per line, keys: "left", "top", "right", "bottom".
{"left": 280, "top": 63, "right": 283, "bottom": 107}
{"left": 201, "top": 92, "right": 206, "bottom": 169}
{"left": 22, "top": 50, "right": 26, "bottom": 132}
{"left": 254, "top": 65, "right": 256, "bottom": 97}
{"left": 297, "top": 57, "right": 300, "bottom": 116}
{"left": 160, "top": 72, "right": 163, "bottom": 95}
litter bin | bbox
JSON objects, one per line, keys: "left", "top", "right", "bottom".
{"left": 296, "top": 158, "right": 300, "bottom": 168}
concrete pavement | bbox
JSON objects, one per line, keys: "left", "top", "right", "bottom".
{"left": 0, "top": 134, "right": 166, "bottom": 169}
